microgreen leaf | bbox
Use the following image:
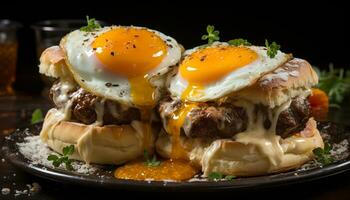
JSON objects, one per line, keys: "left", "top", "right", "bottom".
{"left": 144, "top": 150, "right": 161, "bottom": 167}
{"left": 80, "top": 16, "right": 101, "bottom": 32}
{"left": 228, "top": 38, "right": 251, "bottom": 46}
{"left": 201, "top": 25, "right": 220, "bottom": 44}
{"left": 31, "top": 108, "right": 43, "bottom": 124}
{"left": 47, "top": 145, "right": 75, "bottom": 170}
{"left": 208, "top": 172, "right": 223, "bottom": 181}
{"left": 313, "top": 142, "right": 334, "bottom": 166}
{"left": 265, "top": 39, "right": 281, "bottom": 58}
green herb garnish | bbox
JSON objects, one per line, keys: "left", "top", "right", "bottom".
{"left": 224, "top": 175, "right": 236, "bottom": 181}
{"left": 31, "top": 108, "right": 43, "bottom": 124}
{"left": 228, "top": 38, "right": 251, "bottom": 46}
{"left": 143, "top": 150, "right": 161, "bottom": 167}
{"left": 201, "top": 25, "right": 220, "bottom": 44}
{"left": 208, "top": 172, "right": 236, "bottom": 181}
{"left": 80, "top": 16, "right": 101, "bottom": 32}
{"left": 47, "top": 145, "right": 75, "bottom": 170}
{"left": 313, "top": 143, "right": 334, "bottom": 166}
{"left": 315, "top": 64, "right": 350, "bottom": 106}
{"left": 265, "top": 39, "right": 280, "bottom": 58}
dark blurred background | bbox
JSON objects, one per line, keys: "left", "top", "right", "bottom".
{"left": 1, "top": 0, "right": 349, "bottom": 94}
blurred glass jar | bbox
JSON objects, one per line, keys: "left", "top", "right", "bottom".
{"left": 0, "top": 20, "right": 21, "bottom": 96}
{"left": 31, "top": 19, "right": 108, "bottom": 96}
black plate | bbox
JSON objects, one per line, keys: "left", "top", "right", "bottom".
{"left": 1, "top": 122, "right": 350, "bottom": 191}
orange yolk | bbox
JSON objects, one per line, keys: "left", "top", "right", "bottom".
{"left": 179, "top": 46, "right": 258, "bottom": 100}
{"left": 92, "top": 27, "right": 168, "bottom": 107}
{"left": 166, "top": 103, "right": 197, "bottom": 160}
{"left": 115, "top": 159, "right": 198, "bottom": 181}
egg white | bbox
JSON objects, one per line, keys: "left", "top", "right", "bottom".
{"left": 169, "top": 42, "right": 291, "bottom": 102}
{"left": 60, "top": 26, "right": 182, "bottom": 106}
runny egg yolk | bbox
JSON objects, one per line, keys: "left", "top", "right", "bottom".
{"left": 92, "top": 27, "right": 168, "bottom": 107}
{"left": 166, "top": 103, "right": 197, "bottom": 160}
{"left": 115, "top": 159, "right": 198, "bottom": 181}
{"left": 179, "top": 46, "right": 258, "bottom": 100}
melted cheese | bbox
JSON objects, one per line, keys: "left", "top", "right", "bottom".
{"left": 234, "top": 99, "right": 291, "bottom": 168}
{"left": 41, "top": 78, "right": 76, "bottom": 142}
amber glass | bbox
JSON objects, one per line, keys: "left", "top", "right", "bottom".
{"left": 0, "top": 20, "right": 21, "bottom": 95}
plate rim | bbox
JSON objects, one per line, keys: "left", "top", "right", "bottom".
{"left": 2, "top": 124, "right": 350, "bottom": 191}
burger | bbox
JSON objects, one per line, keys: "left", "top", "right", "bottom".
{"left": 156, "top": 41, "right": 324, "bottom": 176}
{"left": 38, "top": 21, "right": 324, "bottom": 180}
{"left": 38, "top": 24, "right": 182, "bottom": 165}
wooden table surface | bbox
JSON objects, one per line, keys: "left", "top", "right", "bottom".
{"left": 1, "top": 94, "right": 350, "bottom": 199}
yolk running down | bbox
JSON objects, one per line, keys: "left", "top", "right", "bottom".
{"left": 92, "top": 27, "right": 168, "bottom": 107}
{"left": 179, "top": 46, "right": 258, "bottom": 100}
{"left": 166, "top": 103, "right": 197, "bottom": 160}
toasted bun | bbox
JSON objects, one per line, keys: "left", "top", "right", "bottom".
{"left": 156, "top": 118, "right": 323, "bottom": 176}
{"left": 39, "top": 46, "right": 72, "bottom": 79}
{"left": 40, "top": 109, "right": 155, "bottom": 165}
{"left": 233, "top": 58, "right": 319, "bottom": 107}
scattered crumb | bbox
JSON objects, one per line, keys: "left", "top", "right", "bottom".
{"left": 26, "top": 182, "right": 41, "bottom": 194}
{"left": 17, "top": 136, "right": 98, "bottom": 174}
{"left": 330, "top": 139, "right": 349, "bottom": 160}
{"left": 1, "top": 188, "right": 11, "bottom": 195}
{"left": 10, "top": 129, "right": 350, "bottom": 184}
{"left": 299, "top": 138, "right": 349, "bottom": 171}
{"left": 14, "top": 189, "right": 28, "bottom": 197}
{"left": 1, "top": 158, "right": 5, "bottom": 163}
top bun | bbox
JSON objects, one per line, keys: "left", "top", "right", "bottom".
{"left": 232, "top": 58, "right": 318, "bottom": 107}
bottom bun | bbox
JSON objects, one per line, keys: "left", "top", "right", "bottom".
{"left": 40, "top": 108, "right": 155, "bottom": 165}
{"left": 156, "top": 118, "right": 323, "bottom": 176}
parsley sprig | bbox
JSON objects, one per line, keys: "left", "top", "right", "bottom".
{"left": 265, "top": 39, "right": 280, "bottom": 58}
{"left": 31, "top": 108, "right": 43, "bottom": 125}
{"left": 315, "top": 64, "right": 350, "bottom": 106}
{"left": 80, "top": 16, "right": 101, "bottom": 32}
{"left": 47, "top": 145, "right": 75, "bottom": 170}
{"left": 228, "top": 38, "right": 251, "bottom": 46}
{"left": 144, "top": 150, "right": 161, "bottom": 167}
{"left": 201, "top": 25, "right": 220, "bottom": 44}
{"left": 313, "top": 143, "right": 334, "bottom": 166}
{"left": 208, "top": 172, "right": 236, "bottom": 181}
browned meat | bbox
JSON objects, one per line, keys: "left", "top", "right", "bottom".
{"left": 70, "top": 89, "right": 141, "bottom": 125}
{"left": 71, "top": 89, "right": 98, "bottom": 124}
{"left": 276, "top": 96, "right": 310, "bottom": 138}
{"left": 49, "top": 82, "right": 140, "bottom": 125}
{"left": 159, "top": 97, "right": 310, "bottom": 139}
{"left": 183, "top": 104, "right": 247, "bottom": 138}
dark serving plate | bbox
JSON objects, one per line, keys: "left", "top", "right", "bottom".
{"left": 1, "top": 122, "right": 350, "bottom": 191}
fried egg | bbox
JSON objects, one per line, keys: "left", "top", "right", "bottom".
{"left": 61, "top": 26, "right": 181, "bottom": 107}
{"left": 169, "top": 42, "right": 291, "bottom": 102}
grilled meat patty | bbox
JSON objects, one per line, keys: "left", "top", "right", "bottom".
{"left": 49, "top": 81, "right": 140, "bottom": 125}
{"left": 159, "top": 96, "right": 310, "bottom": 139}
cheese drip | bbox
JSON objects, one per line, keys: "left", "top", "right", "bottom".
{"left": 234, "top": 99, "right": 291, "bottom": 168}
